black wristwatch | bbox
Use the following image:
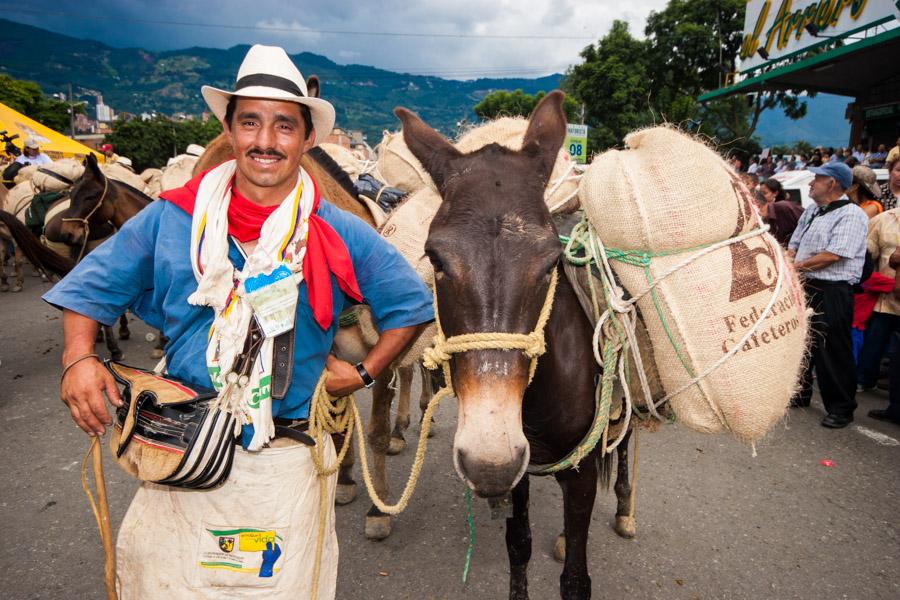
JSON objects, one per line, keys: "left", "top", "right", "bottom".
{"left": 355, "top": 362, "right": 375, "bottom": 389}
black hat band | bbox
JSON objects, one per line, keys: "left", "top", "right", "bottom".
{"left": 234, "top": 73, "right": 305, "bottom": 97}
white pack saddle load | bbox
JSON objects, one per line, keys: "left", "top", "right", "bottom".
{"left": 578, "top": 126, "right": 808, "bottom": 442}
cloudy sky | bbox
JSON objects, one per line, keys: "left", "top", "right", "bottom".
{"left": 5, "top": 0, "right": 669, "bottom": 78}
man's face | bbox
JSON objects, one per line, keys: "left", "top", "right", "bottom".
{"left": 224, "top": 97, "right": 314, "bottom": 199}
{"left": 808, "top": 174, "right": 838, "bottom": 204}
{"left": 24, "top": 146, "right": 38, "bottom": 157}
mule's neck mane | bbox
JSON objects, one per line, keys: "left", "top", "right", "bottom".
{"left": 307, "top": 146, "right": 357, "bottom": 199}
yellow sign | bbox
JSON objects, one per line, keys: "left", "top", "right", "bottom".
{"left": 739, "top": 0, "right": 896, "bottom": 72}
{"left": 238, "top": 530, "right": 276, "bottom": 552}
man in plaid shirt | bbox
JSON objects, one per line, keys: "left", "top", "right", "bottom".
{"left": 788, "top": 162, "right": 869, "bottom": 428}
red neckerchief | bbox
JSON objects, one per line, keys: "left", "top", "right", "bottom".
{"left": 162, "top": 165, "right": 363, "bottom": 329}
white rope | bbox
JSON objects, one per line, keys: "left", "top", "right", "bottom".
{"left": 545, "top": 161, "right": 582, "bottom": 213}
{"left": 582, "top": 219, "right": 788, "bottom": 434}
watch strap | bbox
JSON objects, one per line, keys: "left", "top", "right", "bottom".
{"left": 355, "top": 362, "right": 375, "bottom": 388}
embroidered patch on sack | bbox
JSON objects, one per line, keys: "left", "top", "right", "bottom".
{"left": 198, "top": 526, "right": 286, "bottom": 577}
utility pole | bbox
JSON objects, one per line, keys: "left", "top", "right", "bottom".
{"left": 68, "top": 82, "right": 75, "bottom": 137}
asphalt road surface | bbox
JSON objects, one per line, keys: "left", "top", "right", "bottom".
{"left": 1, "top": 278, "right": 898, "bottom": 599}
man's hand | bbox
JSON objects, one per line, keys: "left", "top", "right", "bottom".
{"left": 61, "top": 357, "right": 122, "bottom": 436}
{"left": 60, "top": 310, "right": 122, "bottom": 436}
{"left": 325, "top": 354, "right": 365, "bottom": 397}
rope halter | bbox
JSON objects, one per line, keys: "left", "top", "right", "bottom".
{"left": 61, "top": 175, "right": 109, "bottom": 263}
{"left": 423, "top": 266, "right": 559, "bottom": 387}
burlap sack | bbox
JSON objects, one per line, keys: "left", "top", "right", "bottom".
{"left": 32, "top": 159, "right": 84, "bottom": 193}
{"left": 379, "top": 187, "right": 441, "bottom": 289}
{"left": 579, "top": 126, "right": 807, "bottom": 442}
{"left": 160, "top": 157, "right": 198, "bottom": 193}
{"left": 319, "top": 142, "right": 364, "bottom": 181}
{"left": 140, "top": 168, "right": 164, "bottom": 199}
{"left": 455, "top": 117, "right": 580, "bottom": 213}
{"left": 13, "top": 164, "right": 39, "bottom": 185}
{"left": 102, "top": 162, "right": 149, "bottom": 193}
{"left": 374, "top": 130, "right": 436, "bottom": 194}
{"left": 7, "top": 181, "right": 35, "bottom": 220}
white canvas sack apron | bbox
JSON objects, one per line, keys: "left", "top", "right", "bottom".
{"left": 116, "top": 437, "right": 338, "bottom": 599}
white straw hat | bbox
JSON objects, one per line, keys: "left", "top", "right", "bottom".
{"left": 24, "top": 136, "right": 39, "bottom": 149}
{"left": 201, "top": 44, "right": 335, "bottom": 147}
{"left": 186, "top": 143, "right": 205, "bottom": 157}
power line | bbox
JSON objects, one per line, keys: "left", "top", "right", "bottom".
{"left": 0, "top": 7, "right": 597, "bottom": 41}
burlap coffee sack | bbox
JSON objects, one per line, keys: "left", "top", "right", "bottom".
{"left": 160, "top": 157, "right": 198, "bottom": 193}
{"left": 579, "top": 127, "right": 745, "bottom": 252}
{"left": 456, "top": 117, "right": 580, "bottom": 213}
{"left": 374, "top": 130, "right": 436, "bottom": 194}
{"left": 140, "top": 168, "right": 164, "bottom": 199}
{"left": 32, "top": 159, "right": 84, "bottom": 193}
{"left": 379, "top": 186, "right": 441, "bottom": 288}
{"left": 13, "top": 164, "right": 39, "bottom": 185}
{"left": 580, "top": 126, "right": 807, "bottom": 442}
{"left": 319, "top": 142, "right": 364, "bottom": 181}
{"left": 7, "top": 181, "right": 35, "bottom": 219}
{"left": 102, "top": 162, "right": 149, "bottom": 193}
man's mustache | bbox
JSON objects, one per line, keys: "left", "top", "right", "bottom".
{"left": 246, "top": 148, "right": 286, "bottom": 159}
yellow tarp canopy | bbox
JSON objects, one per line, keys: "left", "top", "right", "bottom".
{"left": 0, "top": 102, "right": 103, "bottom": 162}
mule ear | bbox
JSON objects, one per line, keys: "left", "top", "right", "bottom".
{"left": 395, "top": 107, "right": 461, "bottom": 191}
{"left": 306, "top": 75, "right": 320, "bottom": 99}
{"left": 521, "top": 90, "right": 567, "bottom": 180}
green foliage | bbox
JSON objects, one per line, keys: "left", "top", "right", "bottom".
{"left": 563, "top": 0, "right": 810, "bottom": 155}
{"left": 105, "top": 116, "right": 222, "bottom": 171}
{"left": 474, "top": 89, "right": 580, "bottom": 122}
{"left": 564, "top": 21, "right": 654, "bottom": 152}
{"left": 0, "top": 74, "right": 84, "bottom": 133}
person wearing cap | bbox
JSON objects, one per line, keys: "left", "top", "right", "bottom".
{"left": 42, "top": 44, "right": 433, "bottom": 598}
{"left": 14, "top": 136, "right": 51, "bottom": 165}
{"left": 99, "top": 143, "right": 117, "bottom": 162}
{"left": 847, "top": 165, "right": 883, "bottom": 219}
{"left": 787, "top": 161, "right": 869, "bottom": 428}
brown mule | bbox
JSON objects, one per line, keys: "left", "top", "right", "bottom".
{"left": 397, "top": 91, "right": 637, "bottom": 599}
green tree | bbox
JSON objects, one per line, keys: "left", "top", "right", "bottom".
{"left": 106, "top": 116, "right": 222, "bottom": 171}
{"left": 563, "top": 20, "right": 654, "bottom": 152}
{"left": 474, "top": 89, "right": 580, "bottom": 122}
{"left": 0, "top": 74, "right": 84, "bottom": 133}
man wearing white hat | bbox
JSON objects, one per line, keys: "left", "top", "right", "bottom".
{"left": 44, "top": 45, "right": 433, "bottom": 598}
{"left": 15, "top": 136, "right": 51, "bottom": 165}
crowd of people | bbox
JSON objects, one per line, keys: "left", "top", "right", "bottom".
{"left": 740, "top": 145, "right": 900, "bottom": 429}
{"left": 734, "top": 138, "right": 900, "bottom": 179}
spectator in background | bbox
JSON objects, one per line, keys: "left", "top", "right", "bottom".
{"left": 857, "top": 206, "right": 899, "bottom": 408}
{"left": 867, "top": 144, "right": 887, "bottom": 168}
{"left": 811, "top": 149, "right": 824, "bottom": 167}
{"left": 797, "top": 154, "right": 808, "bottom": 170}
{"left": 845, "top": 156, "right": 859, "bottom": 169}
{"left": 886, "top": 137, "right": 900, "bottom": 166}
{"left": 880, "top": 157, "right": 899, "bottom": 211}
{"left": 14, "top": 136, "right": 51, "bottom": 166}
{"left": 759, "top": 179, "right": 803, "bottom": 246}
{"left": 848, "top": 165, "right": 883, "bottom": 219}
{"left": 788, "top": 161, "right": 868, "bottom": 428}
{"left": 747, "top": 156, "right": 759, "bottom": 175}
{"left": 852, "top": 145, "right": 866, "bottom": 162}
{"left": 758, "top": 157, "right": 774, "bottom": 179}
{"left": 741, "top": 172, "right": 759, "bottom": 194}
{"left": 99, "top": 143, "right": 116, "bottom": 162}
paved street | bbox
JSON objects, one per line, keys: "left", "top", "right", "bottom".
{"left": 1, "top": 279, "right": 897, "bottom": 599}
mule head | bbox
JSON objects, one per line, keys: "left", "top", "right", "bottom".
{"left": 59, "top": 153, "right": 111, "bottom": 245}
{"left": 396, "top": 91, "right": 567, "bottom": 498}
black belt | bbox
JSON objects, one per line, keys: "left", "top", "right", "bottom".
{"left": 273, "top": 418, "right": 314, "bottom": 446}
{"left": 805, "top": 279, "right": 852, "bottom": 288}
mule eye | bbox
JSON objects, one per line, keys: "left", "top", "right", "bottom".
{"left": 426, "top": 251, "right": 444, "bottom": 274}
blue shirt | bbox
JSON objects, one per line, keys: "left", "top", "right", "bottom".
{"left": 788, "top": 199, "right": 868, "bottom": 284}
{"left": 43, "top": 198, "right": 434, "bottom": 420}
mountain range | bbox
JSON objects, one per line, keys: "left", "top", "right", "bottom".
{"left": 0, "top": 18, "right": 560, "bottom": 142}
{"left": 0, "top": 18, "right": 850, "bottom": 148}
